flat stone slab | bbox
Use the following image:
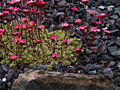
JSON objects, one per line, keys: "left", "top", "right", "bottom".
{"left": 11, "top": 70, "right": 115, "bottom": 90}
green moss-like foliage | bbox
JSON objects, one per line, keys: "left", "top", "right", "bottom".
{"left": 0, "top": 21, "right": 81, "bottom": 70}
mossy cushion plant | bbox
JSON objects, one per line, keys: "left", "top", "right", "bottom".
{"left": 0, "top": 19, "right": 81, "bottom": 70}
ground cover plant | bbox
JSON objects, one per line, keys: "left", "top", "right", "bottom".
{"left": 0, "top": 0, "right": 110, "bottom": 71}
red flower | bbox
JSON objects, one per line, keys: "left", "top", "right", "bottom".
{"left": 28, "top": 21, "right": 35, "bottom": 26}
{"left": 71, "top": 7, "right": 78, "bottom": 11}
{"left": 61, "top": 23, "right": 69, "bottom": 28}
{"left": 13, "top": 24, "right": 21, "bottom": 29}
{"left": 88, "top": 11, "right": 94, "bottom": 16}
{"left": 26, "top": 28, "right": 34, "bottom": 32}
{"left": 2, "top": 11, "right": 10, "bottom": 15}
{"left": 63, "top": 40, "right": 70, "bottom": 43}
{"left": 78, "top": 25, "right": 87, "bottom": 30}
{"left": 81, "top": 0, "right": 88, "bottom": 4}
{"left": 37, "top": 25, "right": 45, "bottom": 29}
{"left": 100, "top": 13, "right": 108, "bottom": 18}
{"left": 18, "top": 40, "right": 26, "bottom": 44}
{"left": 91, "top": 27, "right": 98, "bottom": 32}
{"left": 9, "top": 55, "right": 18, "bottom": 60}
{"left": 50, "top": 35, "right": 57, "bottom": 40}
{"left": 20, "top": 17, "right": 27, "bottom": 22}
{"left": 75, "top": 48, "right": 80, "bottom": 52}
{"left": 22, "top": 9, "right": 30, "bottom": 13}
{"left": 96, "top": 14, "right": 99, "bottom": 18}
{"left": 95, "top": 21, "right": 101, "bottom": 25}
{"left": 50, "top": 54, "right": 57, "bottom": 58}
{"left": 0, "top": 13, "right": 3, "bottom": 17}
{"left": 103, "top": 30, "right": 110, "bottom": 34}
{"left": 40, "top": 1, "right": 46, "bottom": 6}
{"left": 21, "top": 5, "right": 27, "bottom": 8}
{"left": 35, "top": 1, "right": 40, "bottom": 6}
{"left": 75, "top": 19, "right": 81, "bottom": 24}
{"left": 12, "top": 31, "right": 21, "bottom": 36}
{"left": 11, "top": 36, "right": 20, "bottom": 43}
{"left": 34, "top": 39, "right": 42, "bottom": 43}
{"left": 21, "top": 23, "right": 28, "bottom": 29}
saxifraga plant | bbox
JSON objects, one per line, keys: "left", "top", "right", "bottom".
{"left": 0, "top": 19, "right": 81, "bottom": 70}
{"left": 0, "top": 0, "right": 110, "bottom": 70}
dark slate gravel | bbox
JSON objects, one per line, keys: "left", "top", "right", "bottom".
{"left": 0, "top": 0, "right": 120, "bottom": 89}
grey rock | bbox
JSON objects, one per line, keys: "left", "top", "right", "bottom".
{"left": 114, "top": 7, "right": 120, "bottom": 14}
{"left": 110, "top": 29, "right": 119, "bottom": 34}
{"left": 110, "top": 15, "right": 118, "bottom": 20}
{"left": 2, "top": 77, "right": 6, "bottom": 82}
{"left": 103, "top": 68, "right": 111, "bottom": 76}
{"left": 11, "top": 70, "right": 115, "bottom": 90}
{"left": 110, "top": 61, "right": 116, "bottom": 66}
{"left": 117, "top": 63, "right": 120, "bottom": 68}
{"left": 37, "top": 64, "right": 46, "bottom": 70}
{"left": 7, "top": 82, "right": 11, "bottom": 87}
{"left": 111, "top": 50, "right": 120, "bottom": 56}
{"left": 109, "top": 19, "right": 115, "bottom": 25}
{"left": 102, "top": 55, "right": 112, "bottom": 61}
{"left": 88, "top": 70, "right": 97, "bottom": 74}
{"left": 1, "top": 64, "right": 8, "bottom": 72}
{"left": 108, "top": 46, "right": 117, "bottom": 53}
{"left": 115, "top": 87, "right": 120, "bottom": 90}
{"left": 107, "top": 6, "right": 114, "bottom": 12}
{"left": 114, "top": 77, "right": 120, "bottom": 83}
{"left": 99, "top": 6, "right": 106, "bottom": 10}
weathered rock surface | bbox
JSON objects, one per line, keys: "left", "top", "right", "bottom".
{"left": 11, "top": 70, "right": 115, "bottom": 90}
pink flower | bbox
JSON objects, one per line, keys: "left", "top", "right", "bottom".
{"left": 12, "top": 31, "right": 21, "bottom": 36}
{"left": 63, "top": 40, "right": 70, "bottom": 43}
{"left": 95, "top": 21, "right": 101, "bottom": 25}
{"left": 28, "top": 21, "right": 35, "bottom": 26}
{"left": 35, "top": 1, "right": 40, "bottom": 6}
{"left": 81, "top": 0, "right": 88, "bottom": 4}
{"left": 40, "top": 1, "right": 46, "bottom": 6}
{"left": 100, "top": 13, "right": 108, "bottom": 18}
{"left": 37, "top": 25, "right": 45, "bottom": 29}
{"left": 88, "top": 11, "right": 94, "bottom": 16}
{"left": 22, "top": 5, "right": 27, "bottom": 8}
{"left": 96, "top": 14, "right": 99, "bottom": 18}
{"left": 91, "top": 27, "right": 98, "bottom": 32}
{"left": 61, "top": 23, "right": 69, "bottom": 28}
{"left": 75, "top": 48, "right": 80, "bottom": 52}
{"left": 21, "top": 23, "right": 27, "bottom": 29}
{"left": 26, "top": 0, "right": 36, "bottom": 5}
{"left": 30, "top": 9, "right": 36, "bottom": 13}
{"left": 50, "top": 35, "right": 57, "bottom": 40}
{"left": 13, "top": 7, "right": 19, "bottom": 12}
{"left": 71, "top": 7, "right": 78, "bottom": 11}
{"left": 0, "top": 29, "right": 5, "bottom": 38}
{"left": 0, "top": 13, "right": 3, "bottom": 16}
{"left": 0, "top": 29, "right": 5, "bottom": 33}
{"left": 50, "top": 54, "right": 57, "bottom": 58}
{"left": 20, "top": 17, "right": 27, "bottom": 22}
{"left": 12, "top": 36, "right": 20, "bottom": 43}
{"left": 13, "top": 24, "right": 21, "bottom": 29}
{"left": 7, "top": 6, "right": 14, "bottom": 10}
{"left": 34, "top": 39, "right": 42, "bottom": 43}
{"left": 35, "top": 11, "right": 41, "bottom": 14}
{"left": 78, "top": 25, "right": 87, "bottom": 30}
{"left": 0, "top": 34, "right": 2, "bottom": 38}
{"left": 103, "top": 30, "right": 110, "bottom": 34}
{"left": 18, "top": 40, "right": 26, "bottom": 44}
{"left": 9, "top": 55, "right": 18, "bottom": 60}
{"left": 22, "top": 9, "right": 30, "bottom": 13}
{"left": 26, "top": 28, "right": 34, "bottom": 32}
{"left": 2, "top": 10, "right": 10, "bottom": 15}
{"left": 75, "top": 19, "right": 81, "bottom": 24}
